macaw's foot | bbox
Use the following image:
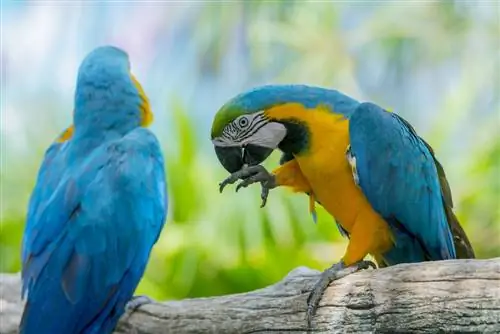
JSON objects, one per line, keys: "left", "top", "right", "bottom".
{"left": 306, "top": 260, "right": 376, "bottom": 328}
{"left": 219, "top": 165, "right": 276, "bottom": 207}
{"left": 125, "top": 295, "right": 155, "bottom": 313}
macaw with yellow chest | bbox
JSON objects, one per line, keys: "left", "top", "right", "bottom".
{"left": 210, "top": 84, "right": 475, "bottom": 326}
{"left": 20, "top": 46, "right": 167, "bottom": 334}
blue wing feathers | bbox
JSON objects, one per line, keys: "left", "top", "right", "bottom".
{"left": 22, "top": 140, "right": 70, "bottom": 264}
{"left": 20, "top": 128, "right": 167, "bottom": 334}
{"left": 349, "top": 102, "right": 456, "bottom": 264}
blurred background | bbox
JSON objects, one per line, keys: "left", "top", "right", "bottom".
{"left": 1, "top": 1, "right": 499, "bottom": 301}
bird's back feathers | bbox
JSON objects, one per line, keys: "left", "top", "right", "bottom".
{"left": 20, "top": 128, "right": 167, "bottom": 334}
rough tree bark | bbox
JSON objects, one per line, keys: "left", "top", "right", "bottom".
{"left": 1, "top": 258, "right": 499, "bottom": 333}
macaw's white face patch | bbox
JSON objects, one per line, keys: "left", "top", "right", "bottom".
{"left": 212, "top": 111, "right": 287, "bottom": 149}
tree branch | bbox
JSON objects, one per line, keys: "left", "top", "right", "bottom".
{"left": 2, "top": 258, "right": 499, "bottom": 333}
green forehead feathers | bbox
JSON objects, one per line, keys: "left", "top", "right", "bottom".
{"left": 211, "top": 103, "right": 245, "bottom": 139}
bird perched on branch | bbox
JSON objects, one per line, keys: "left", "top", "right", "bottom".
{"left": 20, "top": 46, "right": 168, "bottom": 334}
{"left": 210, "top": 84, "right": 475, "bottom": 327}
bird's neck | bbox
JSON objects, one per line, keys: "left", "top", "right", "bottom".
{"left": 277, "top": 120, "right": 310, "bottom": 156}
{"left": 72, "top": 81, "right": 143, "bottom": 143}
{"left": 266, "top": 102, "right": 348, "bottom": 157}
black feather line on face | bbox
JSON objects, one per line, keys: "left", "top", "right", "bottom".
{"left": 276, "top": 119, "right": 310, "bottom": 155}
{"left": 221, "top": 112, "right": 269, "bottom": 144}
{"left": 239, "top": 118, "right": 268, "bottom": 142}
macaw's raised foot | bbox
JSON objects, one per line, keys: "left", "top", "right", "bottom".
{"left": 125, "top": 295, "right": 155, "bottom": 313}
{"left": 306, "top": 260, "right": 377, "bottom": 328}
{"left": 219, "top": 165, "right": 276, "bottom": 208}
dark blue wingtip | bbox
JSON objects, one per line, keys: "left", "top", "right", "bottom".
{"left": 311, "top": 210, "right": 318, "bottom": 224}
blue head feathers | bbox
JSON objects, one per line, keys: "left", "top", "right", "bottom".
{"left": 73, "top": 46, "right": 144, "bottom": 139}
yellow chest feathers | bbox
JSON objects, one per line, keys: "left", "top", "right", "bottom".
{"left": 266, "top": 104, "right": 370, "bottom": 231}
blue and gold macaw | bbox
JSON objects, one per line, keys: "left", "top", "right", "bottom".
{"left": 210, "top": 84, "right": 474, "bottom": 327}
{"left": 20, "top": 46, "right": 167, "bottom": 334}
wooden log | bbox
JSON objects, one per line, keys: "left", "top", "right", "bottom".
{"left": 1, "top": 258, "right": 499, "bottom": 333}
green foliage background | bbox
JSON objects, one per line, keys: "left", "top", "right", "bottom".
{"left": 1, "top": 1, "right": 499, "bottom": 301}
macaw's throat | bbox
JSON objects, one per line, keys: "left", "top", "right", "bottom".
{"left": 276, "top": 120, "right": 310, "bottom": 155}
{"left": 214, "top": 144, "right": 274, "bottom": 173}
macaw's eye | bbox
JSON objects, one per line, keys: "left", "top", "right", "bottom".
{"left": 238, "top": 117, "right": 249, "bottom": 128}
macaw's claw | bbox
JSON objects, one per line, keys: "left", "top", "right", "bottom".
{"left": 126, "top": 295, "right": 155, "bottom": 313}
{"left": 260, "top": 186, "right": 270, "bottom": 208}
{"left": 219, "top": 165, "right": 276, "bottom": 207}
{"left": 306, "top": 260, "right": 376, "bottom": 328}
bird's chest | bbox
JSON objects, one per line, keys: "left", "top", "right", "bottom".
{"left": 294, "top": 145, "right": 367, "bottom": 231}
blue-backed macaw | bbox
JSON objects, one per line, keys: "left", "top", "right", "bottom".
{"left": 20, "top": 46, "right": 168, "bottom": 334}
{"left": 210, "top": 84, "right": 475, "bottom": 327}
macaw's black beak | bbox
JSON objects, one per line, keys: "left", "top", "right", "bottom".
{"left": 242, "top": 144, "right": 274, "bottom": 166}
{"left": 214, "top": 146, "right": 243, "bottom": 173}
{"left": 214, "top": 144, "right": 274, "bottom": 174}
